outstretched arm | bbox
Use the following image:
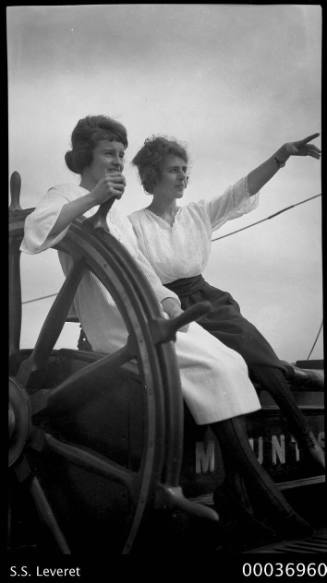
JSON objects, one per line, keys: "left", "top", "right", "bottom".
{"left": 247, "top": 133, "right": 321, "bottom": 196}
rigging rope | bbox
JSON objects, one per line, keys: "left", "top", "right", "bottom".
{"left": 22, "top": 293, "right": 57, "bottom": 305}
{"left": 211, "top": 193, "right": 322, "bottom": 242}
{"left": 306, "top": 320, "right": 324, "bottom": 360}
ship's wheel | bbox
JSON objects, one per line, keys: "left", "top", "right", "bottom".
{"left": 9, "top": 172, "right": 216, "bottom": 555}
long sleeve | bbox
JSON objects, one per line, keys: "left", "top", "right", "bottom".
{"left": 205, "top": 176, "right": 259, "bottom": 232}
{"left": 21, "top": 185, "right": 75, "bottom": 254}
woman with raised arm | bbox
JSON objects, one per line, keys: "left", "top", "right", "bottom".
{"left": 21, "top": 115, "right": 313, "bottom": 546}
{"left": 129, "top": 133, "right": 324, "bottom": 472}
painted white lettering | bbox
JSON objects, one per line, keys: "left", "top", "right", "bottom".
{"left": 272, "top": 434, "right": 285, "bottom": 465}
{"left": 257, "top": 436, "right": 263, "bottom": 465}
{"left": 290, "top": 436, "right": 300, "bottom": 462}
{"left": 317, "top": 431, "right": 325, "bottom": 449}
{"left": 248, "top": 437, "right": 263, "bottom": 464}
{"left": 195, "top": 441, "right": 215, "bottom": 473}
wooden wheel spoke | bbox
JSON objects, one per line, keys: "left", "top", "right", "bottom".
{"left": 44, "top": 342, "right": 134, "bottom": 415}
{"left": 16, "top": 259, "right": 86, "bottom": 385}
{"left": 30, "top": 475, "right": 71, "bottom": 554}
{"left": 9, "top": 172, "right": 22, "bottom": 211}
{"left": 30, "top": 389, "right": 52, "bottom": 416}
{"left": 13, "top": 454, "right": 70, "bottom": 554}
{"left": 44, "top": 433, "right": 137, "bottom": 493}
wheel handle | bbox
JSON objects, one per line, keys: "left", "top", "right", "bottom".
{"left": 87, "top": 197, "right": 120, "bottom": 231}
{"left": 9, "top": 171, "right": 22, "bottom": 210}
{"left": 150, "top": 301, "right": 212, "bottom": 344}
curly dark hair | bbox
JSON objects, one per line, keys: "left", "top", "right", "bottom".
{"left": 65, "top": 115, "right": 128, "bottom": 174}
{"left": 132, "top": 136, "right": 188, "bottom": 194}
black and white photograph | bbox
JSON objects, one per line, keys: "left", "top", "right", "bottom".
{"left": 8, "top": 3, "right": 325, "bottom": 575}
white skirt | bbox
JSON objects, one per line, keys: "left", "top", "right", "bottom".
{"left": 69, "top": 264, "right": 260, "bottom": 426}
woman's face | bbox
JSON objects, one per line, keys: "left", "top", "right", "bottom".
{"left": 153, "top": 155, "right": 189, "bottom": 200}
{"left": 86, "top": 139, "right": 125, "bottom": 183}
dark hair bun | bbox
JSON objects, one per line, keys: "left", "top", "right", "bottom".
{"left": 65, "top": 150, "right": 78, "bottom": 173}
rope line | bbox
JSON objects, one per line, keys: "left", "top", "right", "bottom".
{"left": 306, "top": 320, "right": 324, "bottom": 360}
{"left": 211, "top": 193, "right": 322, "bottom": 242}
{"left": 22, "top": 293, "right": 57, "bottom": 305}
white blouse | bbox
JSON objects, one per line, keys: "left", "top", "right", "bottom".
{"left": 129, "top": 176, "right": 259, "bottom": 284}
{"left": 21, "top": 183, "right": 179, "bottom": 305}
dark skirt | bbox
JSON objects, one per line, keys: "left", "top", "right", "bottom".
{"left": 166, "top": 275, "right": 289, "bottom": 374}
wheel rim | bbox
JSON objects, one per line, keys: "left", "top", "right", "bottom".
{"left": 9, "top": 185, "right": 184, "bottom": 554}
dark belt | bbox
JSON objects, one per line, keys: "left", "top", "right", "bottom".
{"left": 165, "top": 274, "right": 205, "bottom": 296}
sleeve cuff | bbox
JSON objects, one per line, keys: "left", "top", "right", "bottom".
{"left": 158, "top": 290, "right": 181, "bottom": 305}
{"left": 237, "top": 175, "right": 260, "bottom": 213}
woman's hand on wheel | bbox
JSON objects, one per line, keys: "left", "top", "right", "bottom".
{"left": 161, "top": 297, "right": 189, "bottom": 332}
{"left": 91, "top": 171, "right": 126, "bottom": 205}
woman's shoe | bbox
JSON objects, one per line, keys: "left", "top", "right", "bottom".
{"left": 213, "top": 486, "right": 278, "bottom": 550}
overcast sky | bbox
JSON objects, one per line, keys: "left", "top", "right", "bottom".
{"left": 8, "top": 4, "right": 323, "bottom": 362}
